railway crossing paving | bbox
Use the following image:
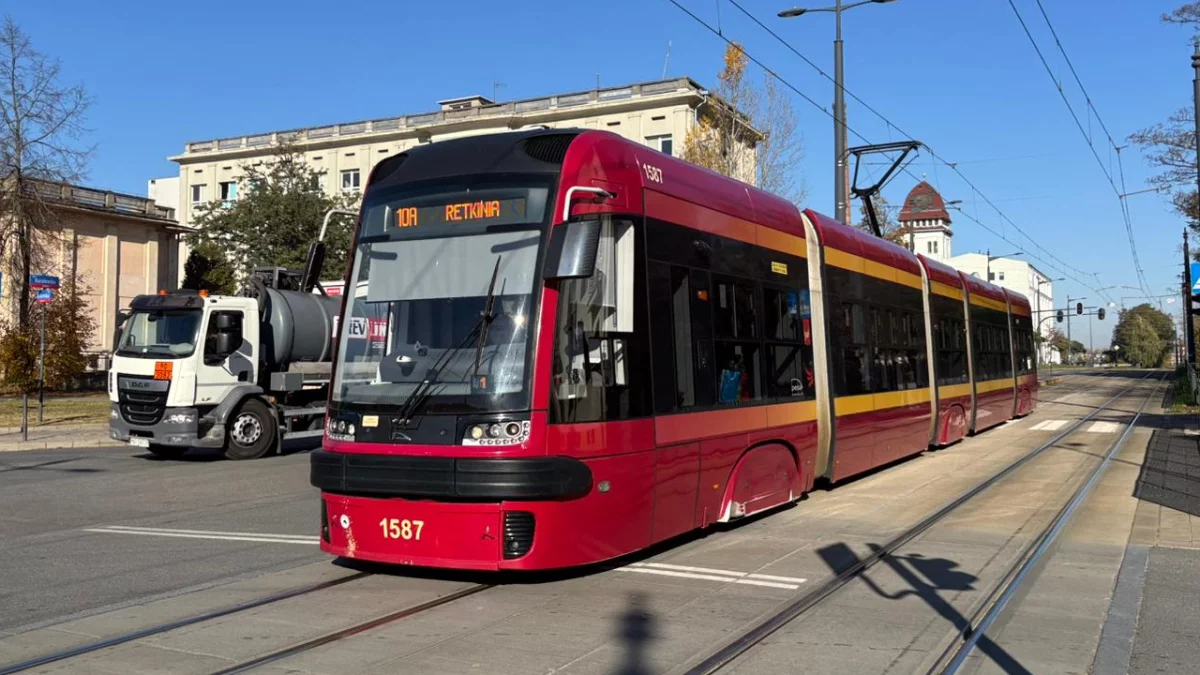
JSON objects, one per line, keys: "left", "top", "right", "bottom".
{"left": 0, "top": 371, "right": 1191, "bottom": 674}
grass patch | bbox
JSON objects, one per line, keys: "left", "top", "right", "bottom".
{"left": 0, "top": 392, "right": 111, "bottom": 428}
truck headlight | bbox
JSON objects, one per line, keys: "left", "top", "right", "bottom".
{"left": 110, "top": 408, "right": 119, "bottom": 420}
{"left": 165, "top": 413, "right": 195, "bottom": 425}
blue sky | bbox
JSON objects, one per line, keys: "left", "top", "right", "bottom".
{"left": 9, "top": 0, "right": 1195, "bottom": 347}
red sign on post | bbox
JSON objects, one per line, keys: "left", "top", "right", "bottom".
{"left": 35, "top": 289, "right": 53, "bottom": 304}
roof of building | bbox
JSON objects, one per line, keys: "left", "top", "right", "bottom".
{"left": 898, "top": 181, "right": 951, "bottom": 223}
{"left": 23, "top": 179, "right": 181, "bottom": 227}
{"left": 174, "top": 77, "right": 747, "bottom": 159}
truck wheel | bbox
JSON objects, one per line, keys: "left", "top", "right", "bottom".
{"left": 148, "top": 445, "right": 188, "bottom": 460}
{"left": 224, "top": 398, "right": 276, "bottom": 460}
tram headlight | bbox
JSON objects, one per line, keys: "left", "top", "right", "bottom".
{"left": 469, "top": 425, "right": 485, "bottom": 440}
{"left": 487, "top": 423, "right": 503, "bottom": 438}
{"left": 347, "top": 424, "right": 356, "bottom": 436}
{"left": 505, "top": 422, "right": 521, "bottom": 437}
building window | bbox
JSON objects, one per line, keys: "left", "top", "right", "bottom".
{"left": 191, "top": 184, "right": 205, "bottom": 205}
{"left": 219, "top": 181, "right": 237, "bottom": 204}
{"left": 647, "top": 134, "right": 673, "bottom": 156}
{"left": 309, "top": 175, "right": 322, "bottom": 192}
{"left": 341, "top": 169, "right": 360, "bottom": 192}
{"left": 988, "top": 272, "right": 995, "bottom": 281}
{"left": 998, "top": 271, "right": 1005, "bottom": 281}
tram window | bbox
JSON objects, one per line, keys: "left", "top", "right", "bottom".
{"left": 713, "top": 277, "right": 758, "bottom": 340}
{"left": 671, "top": 266, "right": 696, "bottom": 408}
{"left": 550, "top": 216, "right": 651, "bottom": 423}
{"left": 716, "top": 342, "right": 760, "bottom": 404}
{"left": 763, "top": 285, "right": 813, "bottom": 400}
{"left": 764, "top": 287, "right": 799, "bottom": 341}
{"left": 648, "top": 262, "right": 680, "bottom": 414}
{"left": 841, "top": 303, "right": 869, "bottom": 395}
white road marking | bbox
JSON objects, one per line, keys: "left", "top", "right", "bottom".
{"left": 617, "top": 562, "right": 806, "bottom": 590}
{"left": 1030, "top": 420, "right": 1069, "bottom": 431}
{"left": 85, "top": 525, "right": 319, "bottom": 545}
{"left": 1086, "top": 421, "right": 1121, "bottom": 434}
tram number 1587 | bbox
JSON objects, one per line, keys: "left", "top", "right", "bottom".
{"left": 379, "top": 518, "right": 424, "bottom": 541}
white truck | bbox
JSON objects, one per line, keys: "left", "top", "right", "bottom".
{"left": 107, "top": 211, "right": 352, "bottom": 459}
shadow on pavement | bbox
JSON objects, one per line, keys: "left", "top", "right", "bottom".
{"left": 1134, "top": 416, "right": 1200, "bottom": 518}
{"left": 0, "top": 456, "right": 104, "bottom": 474}
{"left": 818, "top": 542, "right": 1032, "bottom": 675}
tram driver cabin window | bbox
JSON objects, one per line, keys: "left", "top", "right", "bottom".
{"left": 551, "top": 217, "right": 651, "bottom": 423}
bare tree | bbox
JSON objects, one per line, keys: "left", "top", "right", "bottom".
{"left": 757, "top": 75, "right": 807, "bottom": 203}
{"left": 0, "top": 16, "right": 91, "bottom": 329}
{"left": 681, "top": 43, "right": 807, "bottom": 203}
{"left": 1162, "top": 1, "right": 1200, "bottom": 25}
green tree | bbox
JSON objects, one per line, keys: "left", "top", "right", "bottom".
{"left": 1113, "top": 303, "right": 1175, "bottom": 367}
{"left": 188, "top": 143, "right": 357, "bottom": 283}
{"left": 1118, "top": 315, "right": 1164, "bottom": 368}
{"left": 181, "top": 240, "right": 238, "bottom": 294}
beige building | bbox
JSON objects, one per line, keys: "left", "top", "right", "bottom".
{"left": 2, "top": 181, "right": 186, "bottom": 366}
{"left": 161, "top": 77, "right": 754, "bottom": 276}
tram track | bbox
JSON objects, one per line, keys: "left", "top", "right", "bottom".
{"left": 926, "top": 372, "right": 1164, "bottom": 675}
{"left": 678, "top": 371, "right": 1163, "bottom": 675}
{"left": 0, "top": 571, "right": 382, "bottom": 675}
{"left": 0, "top": 570, "right": 491, "bottom": 675}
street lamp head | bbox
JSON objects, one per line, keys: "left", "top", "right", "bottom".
{"left": 778, "top": 7, "right": 808, "bottom": 16}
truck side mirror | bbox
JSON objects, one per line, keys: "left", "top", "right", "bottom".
{"left": 215, "top": 313, "right": 239, "bottom": 331}
{"left": 543, "top": 219, "right": 601, "bottom": 280}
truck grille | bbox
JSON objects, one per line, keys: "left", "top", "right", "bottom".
{"left": 118, "top": 376, "right": 167, "bottom": 425}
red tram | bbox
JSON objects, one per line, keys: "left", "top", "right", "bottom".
{"left": 311, "top": 129, "right": 1038, "bottom": 570}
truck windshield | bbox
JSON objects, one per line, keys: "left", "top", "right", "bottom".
{"left": 116, "top": 310, "right": 203, "bottom": 358}
{"left": 332, "top": 228, "right": 542, "bottom": 413}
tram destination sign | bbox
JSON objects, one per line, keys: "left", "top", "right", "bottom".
{"left": 393, "top": 197, "right": 527, "bottom": 230}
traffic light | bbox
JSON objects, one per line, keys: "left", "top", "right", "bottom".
{"left": 1057, "top": 309, "right": 1064, "bottom": 323}
{"left": 1098, "top": 308, "right": 1105, "bottom": 321}
{"left": 1076, "top": 302, "right": 1083, "bottom": 315}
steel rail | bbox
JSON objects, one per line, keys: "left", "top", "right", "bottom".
{"left": 680, "top": 371, "right": 1156, "bottom": 675}
{"left": 0, "top": 571, "right": 372, "bottom": 674}
{"left": 931, "top": 372, "right": 1164, "bottom": 674}
{"left": 206, "top": 584, "right": 492, "bottom": 675}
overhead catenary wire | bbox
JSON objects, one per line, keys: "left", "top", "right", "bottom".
{"left": 667, "top": 0, "right": 1116, "bottom": 302}
{"left": 722, "top": 0, "right": 1099, "bottom": 288}
{"left": 1004, "top": 0, "right": 1152, "bottom": 299}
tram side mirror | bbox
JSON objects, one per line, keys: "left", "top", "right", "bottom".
{"left": 543, "top": 219, "right": 601, "bottom": 280}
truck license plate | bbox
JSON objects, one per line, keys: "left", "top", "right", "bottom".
{"left": 129, "top": 437, "right": 150, "bottom": 448}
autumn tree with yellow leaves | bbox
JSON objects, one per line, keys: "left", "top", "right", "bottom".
{"left": 681, "top": 43, "right": 806, "bottom": 203}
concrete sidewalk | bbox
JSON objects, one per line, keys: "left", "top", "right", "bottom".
{"left": 0, "top": 424, "right": 123, "bottom": 452}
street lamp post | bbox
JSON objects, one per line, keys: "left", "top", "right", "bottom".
{"left": 779, "top": 0, "right": 897, "bottom": 225}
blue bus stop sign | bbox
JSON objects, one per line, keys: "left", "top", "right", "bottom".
{"left": 35, "top": 289, "right": 53, "bottom": 304}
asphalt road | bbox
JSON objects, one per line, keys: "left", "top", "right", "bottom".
{"left": 0, "top": 444, "right": 321, "bottom": 633}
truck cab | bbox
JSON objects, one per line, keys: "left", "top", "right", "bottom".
{"left": 109, "top": 291, "right": 266, "bottom": 458}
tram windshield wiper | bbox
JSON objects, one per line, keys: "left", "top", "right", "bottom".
{"left": 471, "top": 256, "right": 502, "bottom": 389}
